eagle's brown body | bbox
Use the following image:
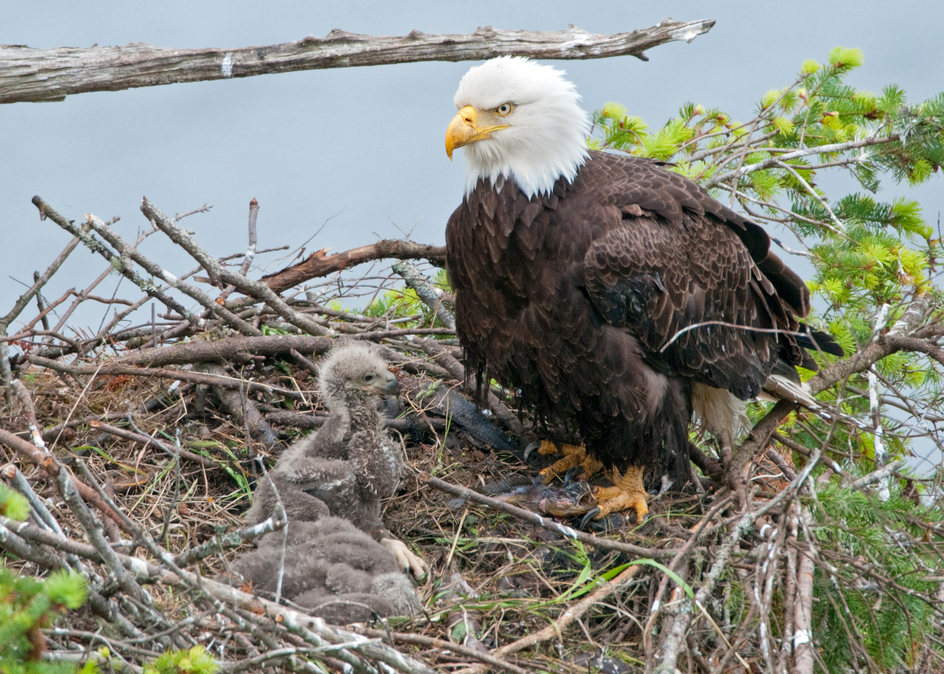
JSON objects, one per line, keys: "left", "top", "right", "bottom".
{"left": 447, "top": 151, "right": 812, "bottom": 481}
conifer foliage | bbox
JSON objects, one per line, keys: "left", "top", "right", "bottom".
{"left": 590, "top": 46, "right": 944, "bottom": 672}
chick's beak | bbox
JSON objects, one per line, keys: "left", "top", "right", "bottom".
{"left": 381, "top": 371, "right": 400, "bottom": 396}
{"left": 364, "top": 371, "right": 400, "bottom": 396}
{"left": 445, "top": 105, "right": 508, "bottom": 160}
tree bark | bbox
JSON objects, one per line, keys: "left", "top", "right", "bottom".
{"left": 1, "top": 19, "right": 714, "bottom": 104}
{"left": 262, "top": 241, "right": 445, "bottom": 294}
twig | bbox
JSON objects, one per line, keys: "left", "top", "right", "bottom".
{"left": 174, "top": 517, "right": 286, "bottom": 568}
{"left": 704, "top": 135, "right": 901, "bottom": 189}
{"left": 262, "top": 240, "right": 447, "bottom": 294}
{"left": 0, "top": 236, "right": 80, "bottom": 390}
{"left": 0, "top": 428, "right": 130, "bottom": 531}
{"left": 83, "top": 213, "right": 263, "bottom": 336}
{"left": 0, "top": 236, "right": 79, "bottom": 328}
{"left": 454, "top": 564, "right": 642, "bottom": 674}
{"left": 355, "top": 628, "right": 531, "bottom": 674}
{"left": 12, "top": 379, "right": 46, "bottom": 451}
{"left": 793, "top": 506, "right": 816, "bottom": 674}
{"left": 31, "top": 196, "right": 202, "bottom": 326}
{"left": 25, "top": 353, "right": 307, "bottom": 401}
{"left": 391, "top": 261, "right": 455, "bottom": 329}
{"left": 142, "top": 197, "right": 331, "bottom": 337}
{"left": 53, "top": 459, "right": 155, "bottom": 609}
{"left": 4, "top": 465, "right": 62, "bottom": 535}
{"left": 726, "top": 293, "right": 932, "bottom": 494}
{"left": 422, "top": 473, "right": 677, "bottom": 560}
{"left": 846, "top": 460, "right": 904, "bottom": 492}
{"left": 118, "top": 333, "right": 332, "bottom": 367}
{"left": 199, "top": 363, "right": 280, "bottom": 449}
{"left": 217, "top": 198, "right": 259, "bottom": 303}
{"left": 88, "top": 420, "right": 216, "bottom": 468}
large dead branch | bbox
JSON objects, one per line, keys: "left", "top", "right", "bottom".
{"left": 0, "top": 19, "right": 714, "bottom": 104}
{"left": 117, "top": 334, "right": 332, "bottom": 368}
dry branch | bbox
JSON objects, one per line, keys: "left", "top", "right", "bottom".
{"left": 142, "top": 197, "right": 331, "bottom": 337}
{"left": 725, "top": 292, "right": 934, "bottom": 493}
{"left": 31, "top": 196, "right": 202, "bottom": 326}
{"left": 0, "top": 428, "right": 131, "bottom": 532}
{"left": 199, "top": 363, "right": 280, "bottom": 449}
{"left": 422, "top": 473, "right": 677, "bottom": 560}
{"left": 454, "top": 564, "right": 642, "bottom": 674}
{"left": 24, "top": 353, "right": 308, "bottom": 401}
{"left": 1, "top": 19, "right": 714, "bottom": 104}
{"left": 117, "top": 334, "right": 332, "bottom": 367}
{"left": 262, "top": 241, "right": 446, "bottom": 295}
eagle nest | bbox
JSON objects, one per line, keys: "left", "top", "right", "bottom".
{"left": 2, "top": 58, "right": 941, "bottom": 674}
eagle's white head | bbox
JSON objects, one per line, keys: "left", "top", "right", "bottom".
{"left": 446, "top": 56, "right": 591, "bottom": 199}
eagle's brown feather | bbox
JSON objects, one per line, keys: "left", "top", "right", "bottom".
{"left": 447, "top": 151, "right": 814, "bottom": 482}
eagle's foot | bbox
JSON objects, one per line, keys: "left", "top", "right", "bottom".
{"left": 581, "top": 465, "right": 649, "bottom": 526}
{"left": 380, "top": 537, "right": 428, "bottom": 580}
{"left": 537, "top": 443, "right": 587, "bottom": 483}
{"left": 535, "top": 440, "right": 564, "bottom": 457}
{"left": 563, "top": 455, "right": 605, "bottom": 485}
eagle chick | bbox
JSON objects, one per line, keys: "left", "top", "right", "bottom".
{"left": 232, "top": 516, "right": 421, "bottom": 624}
{"left": 246, "top": 342, "right": 426, "bottom": 577}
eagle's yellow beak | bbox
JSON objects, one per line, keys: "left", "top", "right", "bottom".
{"left": 445, "top": 105, "right": 509, "bottom": 160}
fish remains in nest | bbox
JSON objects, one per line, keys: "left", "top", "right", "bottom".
{"left": 483, "top": 476, "right": 597, "bottom": 518}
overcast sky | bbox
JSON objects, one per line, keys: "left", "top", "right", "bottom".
{"left": 3, "top": 3, "right": 943, "bottom": 464}
{"left": 4, "top": 2, "right": 942, "bottom": 309}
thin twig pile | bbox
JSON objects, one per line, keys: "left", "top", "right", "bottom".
{"left": 1, "top": 195, "right": 943, "bottom": 673}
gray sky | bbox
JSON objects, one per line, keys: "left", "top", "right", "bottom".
{"left": 4, "top": 2, "right": 942, "bottom": 308}
{"left": 4, "top": 2, "right": 942, "bottom": 311}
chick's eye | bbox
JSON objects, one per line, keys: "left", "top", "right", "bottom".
{"left": 496, "top": 103, "right": 514, "bottom": 116}
{"left": 364, "top": 374, "right": 375, "bottom": 382}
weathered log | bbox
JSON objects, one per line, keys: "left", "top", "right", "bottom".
{"left": 1, "top": 20, "right": 714, "bottom": 104}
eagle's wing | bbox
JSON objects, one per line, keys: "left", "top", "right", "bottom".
{"left": 581, "top": 158, "right": 804, "bottom": 400}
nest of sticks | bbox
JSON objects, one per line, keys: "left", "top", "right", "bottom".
{"left": 1, "top": 195, "right": 942, "bottom": 674}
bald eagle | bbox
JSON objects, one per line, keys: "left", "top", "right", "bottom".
{"left": 444, "top": 57, "right": 838, "bottom": 522}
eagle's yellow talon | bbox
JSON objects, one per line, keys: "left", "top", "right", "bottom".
{"left": 590, "top": 465, "right": 649, "bottom": 522}
{"left": 536, "top": 440, "right": 561, "bottom": 457}
{"left": 538, "top": 443, "right": 587, "bottom": 482}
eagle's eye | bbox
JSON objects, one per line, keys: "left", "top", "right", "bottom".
{"left": 364, "top": 373, "right": 375, "bottom": 382}
{"left": 496, "top": 103, "right": 514, "bottom": 116}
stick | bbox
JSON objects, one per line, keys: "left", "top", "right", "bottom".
{"left": 262, "top": 240, "right": 446, "bottom": 294}
{"left": 142, "top": 197, "right": 330, "bottom": 337}
{"left": 453, "top": 564, "right": 642, "bottom": 674}
{"left": 0, "top": 428, "right": 130, "bottom": 531}
{"left": 422, "top": 473, "right": 677, "bottom": 560}
{"left": 392, "top": 261, "right": 455, "bottom": 329}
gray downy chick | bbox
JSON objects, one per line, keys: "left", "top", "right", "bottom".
{"left": 245, "top": 342, "right": 426, "bottom": 577}
{"left": 231, "top": 516, "right": 421, "bottom": 623}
